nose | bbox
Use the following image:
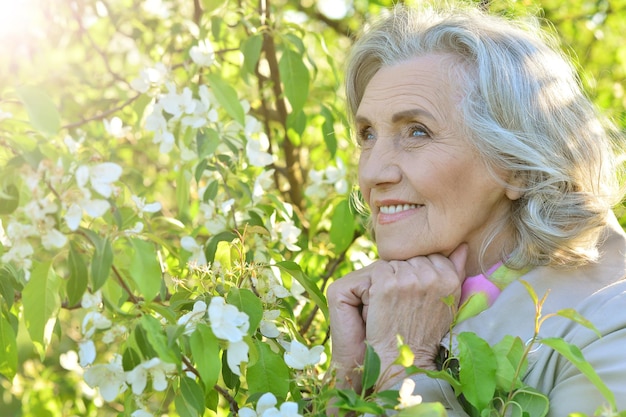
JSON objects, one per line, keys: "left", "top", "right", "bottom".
{"left": 358, "top": 141, "right": 402, "bottom": 188}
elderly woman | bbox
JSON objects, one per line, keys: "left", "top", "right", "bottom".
{"left": 327, "top": 3, "right": 626, "bottom": 416}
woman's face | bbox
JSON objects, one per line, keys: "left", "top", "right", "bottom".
{"left": 356, "top": 53, "right": 517, "bottom": 273}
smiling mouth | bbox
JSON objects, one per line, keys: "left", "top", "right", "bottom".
{"left": 379, "top": 204, "right": 420, "bottom": 214}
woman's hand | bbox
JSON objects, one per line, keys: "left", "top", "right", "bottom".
{"left": 365, "top": 244, "right": 467, "bottom": 388}
{"left": 327, "top": 244, "right": 468, "bottom": 391}
{"left": 327, "top": 261, "right": 377, "bottom": 390}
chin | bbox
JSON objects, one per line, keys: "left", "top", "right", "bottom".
{"left": 376, "top": 246, "right": 417, "bottom": 261}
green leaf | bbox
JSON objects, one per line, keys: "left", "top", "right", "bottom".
{"left": 0, "top": 268, "right": 18, "bottom": 309}
{"left": 202, "top": 180, "right": 219, "bottom": 202}
{"left": 206, "top": 73, "right": 245, "bottom": 126}
{"left": 88, "top": 234, "right": 113, "bottom": 291}
{"left": 0, "top": 183, "right": 19, "bottom": 215}
{"left": 0, "top": 313, "right": 17, "bottom": 379}
{"left": 128, "top": 238, "right": 162, "bottom": 300}
{"left": 540, "top": 337, "right": 616, "bottom": 408}
{"left": 510, "top": 387, "right": 550, "bottom": 417}
{"left": 122, "top": 346, "right": 142, "bottom": 371}
{"left": 520, "top": 280, "right": 539, "bottom": 306}
{"left": 275, "top": 261, "right": 328, "bottom": 320}
{"left": 226, "top": 288, "right": 263, "bottom": 336}
{"left": 67, "top": 242, "right": 88, "bottom": 307}
{"left": 196, "top": 128, "right": 220, "bottom": 160}
{"left": 176, "top": 168, "right": 190, "bottom": 221}
{"left": 278, "top": 49, "right": 310, "bottom": 115}
{"left": 396, "top": 402, "right": 448, "bottom": 417}
{"left": 175, "top": 389, "right": 199, "bottom": 417}
{"left": 457, "top": 332, "right": 497, "bottom": 411}
{"left": 407, "top": 367, "right": 462, "bottom": 394}
{"left": 242, "top": 34, "right": 263, "bottom": 74}
{"left": 394, "top": 343, "right": 415, "bottom": 368}
{"left": 329, "top": 198, "right": 355, "bottom": 254}
{"left": 140, "top": 315, "right": 181, "bottom": 365}
{"left": 247, "top": 342, "right": 290, "bottom": 399}
{"left": 190, "top": 323, "right": 221, "bottom": 389}
{"left": 333, "top": 393, "right": 385, "bottom": 415}
{"left": 221, "top": 350, "right": 240, "bottom": 389}
{"left": 16, "top": 86, "right": 61, "bottom": 136}
{"left": 361, "top": 343, "right": 381, "bottom": 392}
{"left": 179, "top": 377, "right": 205, "bottom": 415}
{"left": 204, "top": 231, "right": 237, "bottom": 265}
{"left": 320, "top": 105, "right": 337, "bottom": 158}
{"left": 133, "top": 324, "right": 158, "bottom": 358}
{"left": 492, "top": 335, "right": 526, "bottom": 391}
{"left": 556, "top": 308, "right": 601, "bottom": 337}
{"left": 22, "top": 261, "right": 61, "bottom": 357}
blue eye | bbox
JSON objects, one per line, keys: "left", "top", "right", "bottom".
{"left": 409, "top": 125, "right": 429, "bottom": 138}
{"left": 358, "top": 126, "right": 375, "bottom": 143}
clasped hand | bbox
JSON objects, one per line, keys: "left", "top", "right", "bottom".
{"left": 327, "top": 244, "right": 468, "bottom": 391}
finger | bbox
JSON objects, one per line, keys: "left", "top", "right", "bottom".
{"left": 448, "top": 243, "right": 468, "bottom": 280}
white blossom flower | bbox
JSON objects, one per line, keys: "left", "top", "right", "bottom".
{"left": 102, "top": 324, "right": 128, "bottom": 344}
{"left": 64, "top": 195, "right": 111, "bottom": 231}
{"left": 267, "top": 402, "right": 302, "bottom": 417}
{"left": 131, "top": 410, "right": 154, "bottom": 417}
{"left": 0, "top": 220, "right": 37, "bottom": 278}
{"left": 181, "top": 236, "right": 207, "bottom": 266}
{"left": 259, "top": 310, "right": 280, "bottom": 338}
{"left": 239, "top": 392, "right": 278, "bottom": 417}
{"left": 41, "top": 227, "right": 67, "bottom": 250}
{"left": 0, "top": 109, "right": 12, "bottom": 121}
{"left": 81, "top": 291, "right": 103, "bottom": 310}
{"left": 83, "top": 354, "right": 127, "bottom": 401}
{"left": 79, "top": 340, "right": 97, "bottom": 367}
{"left": 131, "top": 63, "right": 168, "bottom": 93}
{"left": 124, "top": 221, "right": 145, "bottom": 236}
{"left": 161, "top": 86, "right": 196, "bottom": 118}
{"left": 198, "top": 201, "right": 229, "bottom": 234}
{"left": 269, "top": 212, "right": 301, "bottom": 251}
{"left": 283, "top": 340, "right": 324, "bottom": 370}
{"left": 226, "top": 339, "right": 249, "bottom": 376}
{"left": 142, "top": 0, "right": 170, "bottom": 18}
{"left": 0, "top": 220, "right": 8, "bottom": 246}
{"left": 82, "top": 311, "right": 113, "bottom": 339}
{"left": 145, "top": 104, "right": 176, "bottom": 153}
{"left": 253, "top": 169, "right": 274, "bottom": 200}
{"left": 190, "top": 39, "right": 215, "bottom": 67}
{"left": 208, "top": 297, "right": 249, "bottom": 342}
{"left": 64, "top": 134, "right": 84, "bottom": 154}
{"left": 240, "top": 393, "right": 302, "bottom": 417}
{"left": 126, "top": 358, "right": 176, "bottom": 395}
{"left": 396, "top": 378, "right": 423, "bottom": 409}
{"left": 246, "top": 133, "right": 273, "bottom": 167}
{"left": 60, "top": 350, "right": 82, "bottom": 373}
{"left": 131, "top": 195, "right": 162, "bottom": 217}
{"left": 304, "top": 169, "right": 326, "bottom": 199}
{"left": 76, "top": 162, "right": 122, "bottom": 199}
{"left": 177, "top": 300, "right": 207, "bottom": 335}
{"left": 305, "top": 158, "right": 348, "bottom": 198}
{"left": 103, "top": 117, "right": 131, "bottom": 138}
{"left": 220, "top": 198, "right": 235, "bottom": 213}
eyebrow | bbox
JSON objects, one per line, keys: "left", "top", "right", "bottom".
{"left": 391, "top": 109, "right": 436, "bottom": 123}
{"left": 355, "top": 108, "right": 436, "bottom": 125}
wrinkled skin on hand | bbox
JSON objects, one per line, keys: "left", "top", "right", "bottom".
{"left": 327, "top": 244, "right": 468, "bottom": 392}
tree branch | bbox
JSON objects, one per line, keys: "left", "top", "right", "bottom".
{"left": 260, "top": 0, "right": 304, "bottom": 211}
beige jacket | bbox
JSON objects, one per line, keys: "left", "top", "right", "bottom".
{"left": 411, "top": 213, "right": 626, "bottom": 416}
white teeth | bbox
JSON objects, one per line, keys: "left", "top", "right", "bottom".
{"left": 379, "top": 204, "right": 418, "bottom": 214}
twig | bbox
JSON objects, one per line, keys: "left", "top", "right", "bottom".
{"left": 61, "top": 93, "right": 141, "bottom": 130}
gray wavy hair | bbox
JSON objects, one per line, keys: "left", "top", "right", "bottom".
{"left": 346, "top": 3, "right": 625, "bottom": 269}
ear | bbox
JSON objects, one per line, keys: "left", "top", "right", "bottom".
{"left": 505, "top": 171, "right": 524, "bottom": 201}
